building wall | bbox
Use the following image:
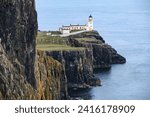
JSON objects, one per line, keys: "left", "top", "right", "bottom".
{"left": 70, "top": 25, "right": 86, "bottom": 30}
{"left": 62, "top": 29, "right": 70, "bottom": 34}
{"left": 61, "top": 25, "right": 87, "bottom": 31}
{"left": 87, "top": 18, "right": 94, "bottom": 31}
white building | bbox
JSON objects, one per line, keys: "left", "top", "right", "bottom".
{"left": 61, "top": 28, "right": 70, "bottom": 34}
{"left": 59, "top": 15, "right": 94, "bottom": 34}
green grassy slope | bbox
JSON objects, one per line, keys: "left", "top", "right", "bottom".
{"left": 37, "top": 31, "right": 85, "bottom": 51}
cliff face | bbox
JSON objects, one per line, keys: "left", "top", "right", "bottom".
{"left": 46, "top": 49, "right": 100, "bottom": 89}
{"left": 92, "top": 44, "right": 112, "bottom": 69}
{"left": 0, "top": 0, "right": 38, "bottom": 99}
{"left": 36, "top": 51, "right": 67, "bottom": 99}
{"left": 0, "top": 0, "right": 37, "bottom": 87}
{"left": 0, "top": 43, "right": 37, "bottom": 99}
{"left": 68, "top": 31, "right": 126, "bottom": 70}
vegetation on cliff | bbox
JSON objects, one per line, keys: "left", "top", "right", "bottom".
{"left": 37, "top": 31, "right": 85, "bottom": 51}
{"left": 37, "top": 51, "right": 67, "bottom": 99}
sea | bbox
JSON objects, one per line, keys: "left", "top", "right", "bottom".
{"left": 36, "top": 0, "right": 150, "bottom": 100}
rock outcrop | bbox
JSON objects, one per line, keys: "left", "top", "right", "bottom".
{"left": 0, "top": 0, "right": 37, "bottom": 87}
{"left": 68, "top": 31, "right": 126, "bottom": 70}
{"left": 36, "top": 51, "right": 67, "bottom": 99}
{"left": 0, "top": 0, "right": 38, "bottom": 99}
{"left": 0, "top": 42, "right": 38, "bottom": 99}
{"left": 46, "top": 49, "right": 100, "bottom": 89}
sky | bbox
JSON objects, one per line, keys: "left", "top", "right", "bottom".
{"left": 36, "top": 0, "right": 150, "bottom": 32}
{"left": 36, "top": 0, "right": 99, "bottom": 30}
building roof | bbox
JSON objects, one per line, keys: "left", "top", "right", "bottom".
{"left": 70, "top": 24, "right": 86, "bottom": 26}
{"left": 61, "top": 24, "right": 86, "bottom": 28}
{"left": 89, "top": 15, "right": 93, "bottom": 18}
{"left": 62, "top": 25, "right": 70, "bottom": 28}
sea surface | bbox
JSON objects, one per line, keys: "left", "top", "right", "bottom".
{"left": 36, "top": 0, "right": 150, "bottom": 100}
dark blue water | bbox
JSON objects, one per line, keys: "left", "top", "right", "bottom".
{"left": 36, "top": 0, "right": 150, "bottom": 100}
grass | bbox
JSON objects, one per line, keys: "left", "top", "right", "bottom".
{"left": 49, "top": 31, "right": 61, "bottom": 35}
{"left": 75, "top": 38, "right": 101, "bottom": 43}
{"left": 37, "top": 44, "right": 85, "bottom": 51}
{"left": 37, "top": 32, "right": 67, "bottom": 45}
{"left": 75, "top": 38, "right": 96, "bottom": 41}
{"left": 70, "top": 30, "right": 83, "bottom": 33}
{"left": 37, "top": 32, "right": 86, "bottom": 51}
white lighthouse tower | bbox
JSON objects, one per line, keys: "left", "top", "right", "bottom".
{"left": 87, "top": 15, "right": 94, "bottom": 31}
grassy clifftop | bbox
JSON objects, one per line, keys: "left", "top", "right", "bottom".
{"left": 37, "top": 31, "right": 85, "bottom": 51}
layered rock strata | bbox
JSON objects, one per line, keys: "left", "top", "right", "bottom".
{"left": 46, "top": 49, "right": 101, "bottom": 90}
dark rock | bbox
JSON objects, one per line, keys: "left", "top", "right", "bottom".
{"left": 36, "top": 51, "right": 68, "bottom": 99}
{"left": 87, "top": 78, "right": 101, "bottom": 86}
{"left": 67, "top": 30, "right": 126, "bottom": 70}
{"left": 92, "top": 44, "right": 112, "bottom": 69}
{"left": 46, "top": 49, "right": 94, "bottom": 87}
{"left": 69, "top": 31, "right": 105, "bottom": 43}
{"left": 0, "top": 0, "right": 38, "bottom": 88}
{"left": 112, "top": 54, "right": 126, "bottom": 64}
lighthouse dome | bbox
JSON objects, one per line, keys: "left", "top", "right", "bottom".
{"left": 89, "top": 15, "right": 93, "bottom": 18}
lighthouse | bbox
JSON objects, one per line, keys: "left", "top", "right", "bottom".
{"left": 87, "top": 15, "right": 94, "bottom": 31}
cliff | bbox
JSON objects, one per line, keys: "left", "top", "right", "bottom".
{"left": 37, "top": 31, "right": 125, "bottom": 98}
{"left": 67, "top": 31, "right": 126, "bottom": 70}
{"left": 36, "top": 51, "right": 67, "bottom": 99}
{"left": 0, "top": 0, "right": 38, "bottom": 99}
{"left": 0, "top": 0, "right": 38, "bottom": 87}
{"left": 46, "top": 49, "right": 100, "bottom": 88}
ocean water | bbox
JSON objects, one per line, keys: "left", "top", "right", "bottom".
{"left": 36, "top": 0, "right": 150, "bottom": 100}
